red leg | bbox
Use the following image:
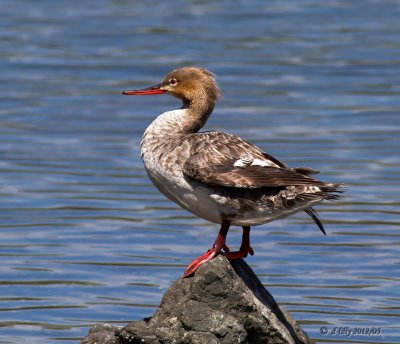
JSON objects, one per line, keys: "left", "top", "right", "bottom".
{"left": 224, "top": 226, "right": 254, "bottom": 260}
{"left": 222, "top": 243, "right": 230, "bottom": 252}
{"left": 183, "top": 221, "right": 230, "bottom": 278}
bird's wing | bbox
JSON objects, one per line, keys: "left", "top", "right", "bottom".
{"left": 182, "top": 132, "right": 321, "bottom": 189}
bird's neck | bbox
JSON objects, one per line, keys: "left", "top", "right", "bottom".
{"left": 182, "top": 96, "right": 215, "bottom": 133}
{"left": 141, "top": 98, "right": 215, "bottom": 159}
{"left": 145, "top": 97, "right": 215, "bottom": 138}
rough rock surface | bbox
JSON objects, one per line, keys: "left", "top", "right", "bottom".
{"left": 82, "top": 255, "right": 311, "bottom": 344}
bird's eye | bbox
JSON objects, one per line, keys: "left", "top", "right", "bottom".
{"left": 169, "top": 78, "right": 178, "bottom": 86}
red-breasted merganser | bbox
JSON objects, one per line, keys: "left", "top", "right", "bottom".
{"left": 123, "top": 67, "right": 342, "bottom": 278}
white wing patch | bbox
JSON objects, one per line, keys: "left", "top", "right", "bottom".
{"left": 251, "top": 158, "right": 275, "bottom": 167}
{"left": 233, "top": 157, "right": 277, "bottom": 168}
{"left": 233, "top": 159, "right": 247, "bottom": 167}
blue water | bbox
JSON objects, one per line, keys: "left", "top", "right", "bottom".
{"left": 1, "top": 1, "right": 400, "bottom": 343}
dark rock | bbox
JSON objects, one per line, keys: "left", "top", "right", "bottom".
{"left": 83, "top": 323, "right": 121, "bottom": 344}
{"left": 82, "top": 255, "right": 311, "bottom": 344}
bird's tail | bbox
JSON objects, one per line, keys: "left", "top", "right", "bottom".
{"left": 304, "top": 182, "right": 344, "bottom": 235}
{"left": 305, "top": 207, "right": 326, "bottom": 235}
{"left": 319, "top": 182, "right": 345, "bottom": 200}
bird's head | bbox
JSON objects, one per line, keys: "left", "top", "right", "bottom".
{"left": 123, "top": 67, "right": 221, "bottom": 106}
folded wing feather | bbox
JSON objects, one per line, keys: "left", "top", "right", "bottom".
{"left": 183, "top": 153, "right": 324, "bottom": 189}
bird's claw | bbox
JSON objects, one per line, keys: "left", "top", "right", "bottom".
{"left": 223, "top": 245, "right": 254, "bottom": 260}
{"left": 182, "top": 248, "right": 218, "bottom": 278}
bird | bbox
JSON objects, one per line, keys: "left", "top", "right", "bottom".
{"left": 122, "top": 67, "right": 342, "bottom": 278}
